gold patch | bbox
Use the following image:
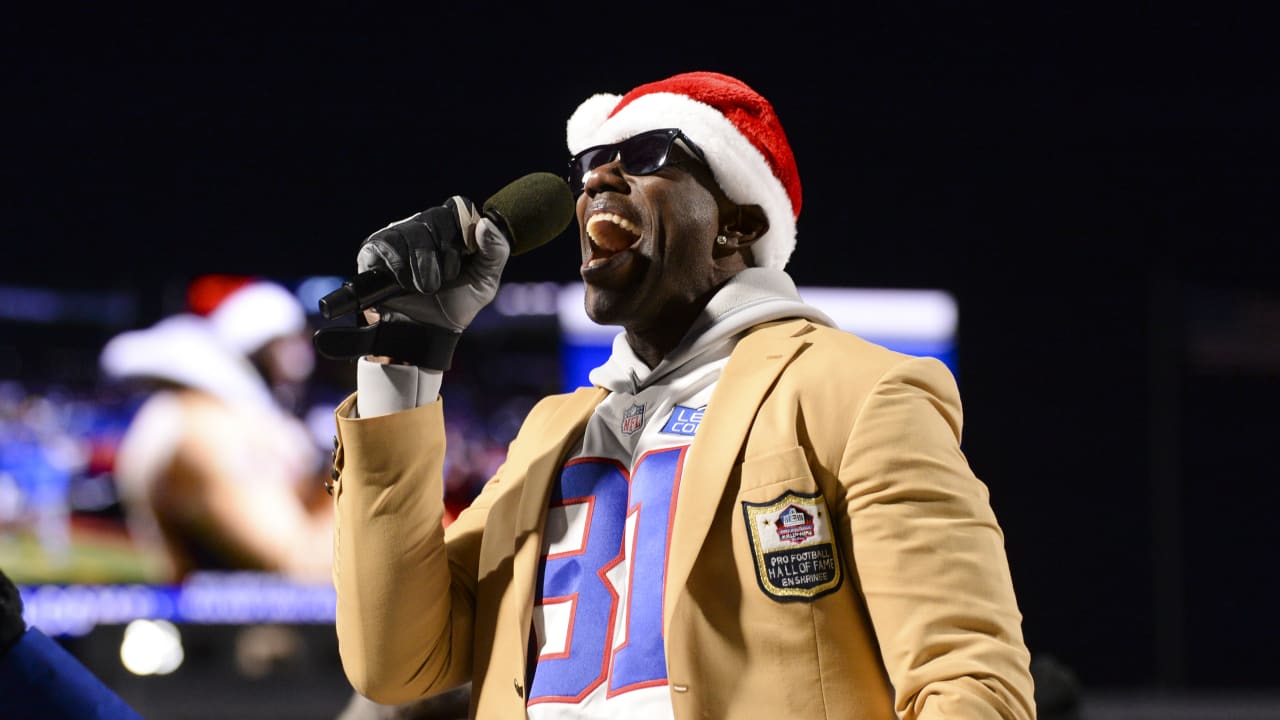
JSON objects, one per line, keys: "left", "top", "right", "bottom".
{"left": 741, "top": 490, "right": 843, "bottom": 602}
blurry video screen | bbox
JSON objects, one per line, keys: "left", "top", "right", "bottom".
{"left": 0, "top": 275, "right": 956, "bottom": 636}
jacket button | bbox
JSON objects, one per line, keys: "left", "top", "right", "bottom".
{"left": 514, "top": 679, "right": 524, "bottom": 698}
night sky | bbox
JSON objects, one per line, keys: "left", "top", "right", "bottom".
{"left": 4, "top": 4, "right": 1277, "bottom": 691}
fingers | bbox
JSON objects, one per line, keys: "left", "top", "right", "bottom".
{"left": 355, "top": 238, "right": 392, "bottom": 275}
{"left": 410, "top": 244, "right": 443, "bottom": 294}
{"left": 346, "top": 197, "right": 504, "bottom": 341}
{"left": 471, "top": 217, "right": 512, "bottom": 274}
{"left": 445, "top": 195, "right": 482, "bottom": 254}
{"left": 407, "top": 205, "right": 466, "bottom": 293}
{"left": 357, "top": 200, "right": 481, "bottom": 299}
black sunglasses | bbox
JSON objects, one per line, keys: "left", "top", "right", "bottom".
{"left": 567, "top": 128, "right": 708, "bottom": 195}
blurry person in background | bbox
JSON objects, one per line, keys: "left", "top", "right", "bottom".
{"left": 0, "top": 385, "right": 81, "bottom": 571}
{"left": 99, "top": 276, "right": 333, "bottom": 584}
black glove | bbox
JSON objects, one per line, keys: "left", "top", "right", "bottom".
{"left": 1, "top": 568, "right": 26, "bottom": 653}
{"left": 313, "top": 196, "right": 509, "bottom": 370}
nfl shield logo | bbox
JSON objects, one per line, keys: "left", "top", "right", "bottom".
{"left": 774, "top": 505, "right": 816, "bottom": 544}
{"left": 621, "top": 403, "right": 645, "bottom": 436}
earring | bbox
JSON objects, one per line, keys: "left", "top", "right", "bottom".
{"left": 715, "top": 234, "right": 728, "bottom": 246}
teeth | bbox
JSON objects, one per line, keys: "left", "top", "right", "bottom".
{"left": 586, "top": 212, "right": 640, "bottom": 244}
{"left": 586, "top": 257, "right": 608, "bottom": 268}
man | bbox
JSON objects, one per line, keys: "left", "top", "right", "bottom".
{"left": 329, "top": 71, "right": 1036, "bottom": 719}
{"left": 102, "top": 278, "right": 333, "bottom": 583}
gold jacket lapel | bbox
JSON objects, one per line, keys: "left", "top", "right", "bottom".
{"left": 508, "top": 386, "right": 609, "bottom": 651}
{"left": 663, "top": 320, "right": 813, "bottom": 636}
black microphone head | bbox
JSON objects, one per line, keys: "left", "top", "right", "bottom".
{"left": 482, "top": 172, "right": 575, "bottom": 256}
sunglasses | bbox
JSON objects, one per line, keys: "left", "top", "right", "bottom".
{"left": 567, "top": 128, "right": 708, "bottom": 195}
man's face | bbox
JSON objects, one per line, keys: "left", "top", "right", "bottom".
{"left": 575, "top": 139, "right": 730, "bottom": 334}
{"left": 256, "top": 332, "right": 315, "bottom": 386}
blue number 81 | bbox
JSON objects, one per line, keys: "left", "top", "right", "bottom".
{"left": 529, "top": 446, "right": 686, "bottom": 704}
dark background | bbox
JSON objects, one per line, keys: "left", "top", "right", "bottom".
{"left": 3, "top": 1, "right": 1277, "bottom": 702}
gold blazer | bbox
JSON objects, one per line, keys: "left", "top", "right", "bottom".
{"left": 331, "top": 319, "right": 1036, "bottom": 719}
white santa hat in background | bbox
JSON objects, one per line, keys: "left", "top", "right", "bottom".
{"left": 99, "top": 314, "right": 277, "bottom": 408}
{"left": 206, "top": 280, "right": 306, "bottom": 356}
{"left": 566, "top": 71, "right": 802, "bottom": 270}
{"left": 100, "top": 277, "right": 308, "bottom": 408}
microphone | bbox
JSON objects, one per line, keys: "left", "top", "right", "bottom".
{"left": 317, "top": 172, "right": 575, "bottom": 320}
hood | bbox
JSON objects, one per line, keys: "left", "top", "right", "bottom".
{"left": 588, "top": 268, "right": 833, "bottom": 394}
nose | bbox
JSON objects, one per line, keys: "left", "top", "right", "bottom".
{"left": 582, "top": 157, "right": 629, "bottom": 197}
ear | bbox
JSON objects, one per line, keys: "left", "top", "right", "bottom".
{"left": 717, "top": 203, "right": 769, "bottom": 257}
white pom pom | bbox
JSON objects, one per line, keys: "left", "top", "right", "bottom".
{"left": 566, "top": 93, "right": 621, "bottom": 154}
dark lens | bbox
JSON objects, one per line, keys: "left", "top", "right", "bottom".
{"left": 567, "top": 130, "right": 681, "bottom": 194}
{"left": 619, "top": 132, "right": 674, "bottom": 176}
{"left": 569, "top": 146, "right": 619, "bottom": 194}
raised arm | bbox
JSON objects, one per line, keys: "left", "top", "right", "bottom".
{"left": 324, "top": 197, "right": 512, "bottom": 704}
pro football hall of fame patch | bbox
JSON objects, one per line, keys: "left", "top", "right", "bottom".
{"left": 741, "top": 490, "right": 843, "bottom": 602}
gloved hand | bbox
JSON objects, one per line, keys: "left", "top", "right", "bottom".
{"left": 1, "top": 568, "right": 26, "bottom": 653}
{"left": 313, "top": 196, "right": 511, "bottom": 370}
{"left": 357, "top": 196, "right": 510, "bottom": 333}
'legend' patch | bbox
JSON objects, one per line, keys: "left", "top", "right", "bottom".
{"left": 741, "top": 490, "right": 843, "bottom": 602}
{"left": 661, "top": 405, "right": 705, "bottom": 436}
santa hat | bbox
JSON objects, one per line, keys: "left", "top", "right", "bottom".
{"left": 566, "top": 71, "right": 801, "bottom": 270}
{"left": 99, "top": 314, "right": 278, "bottom": 409}
{"left": 99, "top": 277, "right": 306, "bottom": 409}
{"left": 205, "top": 279, "right": 306, "bottom": 356}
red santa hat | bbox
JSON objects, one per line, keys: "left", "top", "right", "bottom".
{"left": 194, "top": 276, "right": 306, "bottom": 356}
{"left": 566, "top": 71, "right": 801, "bottom": 270}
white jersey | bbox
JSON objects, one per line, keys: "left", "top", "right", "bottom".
{"left": 526, "top": 269, "right": 833, "bottom": 720}
{"left": 527, "top": 351, "right": 724, "bottom": 720}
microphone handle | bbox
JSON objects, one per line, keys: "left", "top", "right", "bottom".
{"left": 317, "top": 267, "right": 400, "bottom": 320}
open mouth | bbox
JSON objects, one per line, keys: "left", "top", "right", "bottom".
{"left": 585, "top": 212, "right": 641, "bottom": 268}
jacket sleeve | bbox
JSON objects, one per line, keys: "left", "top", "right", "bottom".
{"left": 838, "top": 357, "right": 1036, "bottom": 720}
{"left": 331, "top": 393, "right": 505, "bottom": 704}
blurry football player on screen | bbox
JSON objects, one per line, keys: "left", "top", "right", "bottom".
{"left": 325, "top": 72, "right": 1036, "bottom": 719}
{"left": 100, "top": 277, "right": 333, "bottom": 583}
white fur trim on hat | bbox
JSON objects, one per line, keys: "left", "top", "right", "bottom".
{"left": 100, "top": 315, "right": 277, "bottom": 409}
{"left": 208, "top": 281, "right": 306, "bottom": 356}
{"left": 565, "top": 93, "right": 621, "bottom": 152}
{"left": 567, "top": 92, "right": 797, "bottom": 270}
